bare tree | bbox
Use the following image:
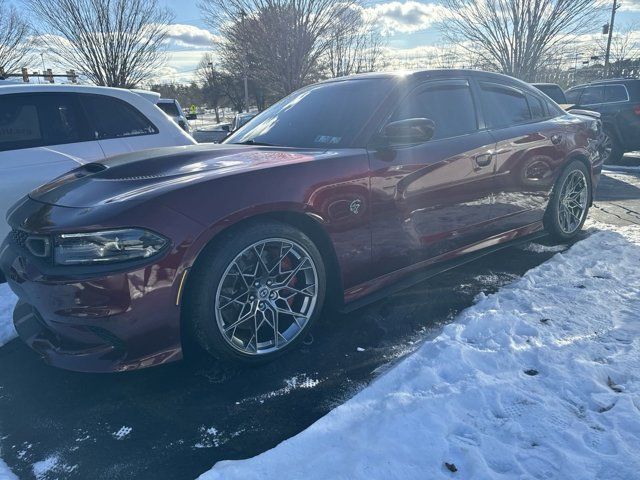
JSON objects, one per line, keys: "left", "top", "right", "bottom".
{"left": 200, "top": 0, "right": 358, "bottom": 95}
{"left": 197, "top": 53, "right": 225, "bottom": 122}
{"left": 0, "top": 0, "right": 34, "bottom": 75}
{"left": 26, "top": 0, "right": 173, "bottom": 88}
{"left": 326, "top": 6, "right": 384, "bottom": 78}
{"left": 441, "top": 0, "right": 603, "bottom": 81}
{"left": 219, "top": 73, "right": 248, "bottom": 113}
{"left": 594, "top": 24, "right": 640, "bottom": 66}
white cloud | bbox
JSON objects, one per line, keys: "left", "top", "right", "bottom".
{"left": 619, "top": 0, "right": 640, "bottom": 11}
{"left": 163, "top": 24, "right": 219, "bottom": 48}
{"left": 364, "top": 1, "right": 450, "bottom": 35}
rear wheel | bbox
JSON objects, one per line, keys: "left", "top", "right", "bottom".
{"left": 544, "top": 160, "right": 592, "bottom": 242}
{"left": 185, "top": 221, "right": 326, "bottom": 364}
{"left": 601, "top": 128, "right": 624, "bottom": 165}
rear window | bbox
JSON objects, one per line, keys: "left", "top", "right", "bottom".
{"left": 604, "top": 85, "right": 628, "bottom": 103}
{"left": 157, "top": 101, "right": 180, "bottom": 117}
{"left": 0, "top": 93, "right": 86, "bottom": 152}
{"left": 81, "top": 95, "right": 158, "bottom": 140}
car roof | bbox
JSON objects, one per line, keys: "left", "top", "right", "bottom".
{"left": 157, "top": 98, "right": 177, "bottom": 103}
{"left": 569, "top": 78, "right": 640, "bottom": 89}
{"left": 587, "top": 78, "right": 639, "bottom": 85}
{"left": 0, "top": 83, "right": 158, "bottom": 102}
{"left": 319, "top": 69, "right": 536, "bottom": 91}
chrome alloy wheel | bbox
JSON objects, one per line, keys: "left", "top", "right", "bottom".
{"left": 214, "top": 238, "right": 319, "bottom": 355}
{"left": 557, "top": 170, "right": 588, "bottom": 234}
{"left": 601, "top": 131, "right": 614, "bottom": 163}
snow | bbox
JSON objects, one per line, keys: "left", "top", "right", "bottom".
{"left": 0, "top": 284, "right": 17, "bottom": 347}
{"left": 200, "top": 224, "right": 640, "bottom": 480}
{"left": 604, "top": 165, "right": 640, "bottom": 174}
{"left": 0, "top": 285, "right": 18, "bottom": 480}
{"left": 0, "top": 458, "right": 17, "bottom": 480}
{"left": 112, "top": 426, "right": 133, "bottom": 440}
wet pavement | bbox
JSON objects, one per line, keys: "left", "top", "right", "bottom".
{"left": 0, "top": 165, "right": 639, "bottom": 480}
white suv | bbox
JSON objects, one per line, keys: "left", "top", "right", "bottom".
{"left": 0, "top": 84, "right": 196, "bottom": 245}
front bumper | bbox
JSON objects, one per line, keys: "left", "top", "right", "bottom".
{"left": 1, "top": 238, "right": 184, "bottom": 373}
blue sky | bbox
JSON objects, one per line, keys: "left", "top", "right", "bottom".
{"left": 10, "top": 0, "right": 640, "bottom": 83}
{"left": 155, "top": 0, "right": 640, "bottom": 82}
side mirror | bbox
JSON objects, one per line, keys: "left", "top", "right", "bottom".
{"left": 221, "top": 125, "right": 230, "bottom": 132}
{"left": 186, "top": 113, "right": 198, "bottom": 120}
{"left": 381, "top": 118, "right": 435, "bottom": 146}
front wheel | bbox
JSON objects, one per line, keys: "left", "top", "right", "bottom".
{"left": 544, "top": 160, "right": 592, "bottom": 242}
{"left": 185, "top": 221, "right": 326, "bottom": 364}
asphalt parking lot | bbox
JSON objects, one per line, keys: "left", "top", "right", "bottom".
{"left": 1, "top": 163, "right": 639, "bottom": 480}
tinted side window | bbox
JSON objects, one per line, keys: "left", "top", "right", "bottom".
{"left": 0, "top": 93, "right": 86, "bottom": 152}
{"left": 580, "top": 86, "right": 604, "bottom": 105}
{"left": 565, "top": 88, "right": 583, "bottom": 104}
{"left": 604, "top": 85, "right": 628, "bottom": 103}
{"left": 481, "top": 83, "right": 531, "bottom": 128}
{"left": 157, "top": 101, "right": 180, "bottom": 116}
{"left": 390, "top": 82, "right": 478, "bottom": 140}
{"left": 81, "top": 95, "right": 157, "bottom": 140}
{"left": 527, "top": 94, "right": 545, "bottom": 120}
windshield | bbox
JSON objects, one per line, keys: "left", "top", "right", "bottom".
{"left": 157, "top": 102, "right": 180, "bottom": 117}
{"left": 225, "top": 78, "right": 393, "bottom": 148}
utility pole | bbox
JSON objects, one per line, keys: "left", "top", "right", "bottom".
{"left": 240, "top": 9, "right": 249, "bottom": 113}
{"left": 604, "top": 0, "right": 621, "bottom": 78}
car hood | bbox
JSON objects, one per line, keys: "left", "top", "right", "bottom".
{"left": 29, "top": 144, "right": 331, "bottom": 208}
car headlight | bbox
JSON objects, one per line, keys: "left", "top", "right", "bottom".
{"left": 53, "top": 229, "right": 168, "bottom": 266}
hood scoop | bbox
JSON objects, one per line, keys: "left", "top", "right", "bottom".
{"left": 29, "top": 144, "right": 322, "bottom": 208}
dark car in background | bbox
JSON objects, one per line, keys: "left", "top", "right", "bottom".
{"left": 192, "top": 123, "right": 232, "bottom": 144}
{"left": 1, "top": 70, "right": 602, "bottom": 372}
{"left": 192, "top": 114, "right": 257, "bottom": 144}
{"left": 532, "top": 83, "right": 567, "bottom": 104}
{"left": 565, "top": 79, "right": 640, "bottom": 164}
{"left": 231, "top": 112, "right": 256, "bottom": 131}
{"left": 157, "top": 98, "right": 191, "bottom": 134}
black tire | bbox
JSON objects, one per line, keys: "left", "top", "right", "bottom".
{"left": 184, "top": 220, "right": 326, "bottom": 365}
{"left": 602, "top": 128, "right": 624, "bottom": 165}
{"left": 544, "top": 160, "right": 592, "bottom": 243}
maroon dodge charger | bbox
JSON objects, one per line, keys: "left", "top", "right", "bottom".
{"left": 1, "top": 70, "right": 603, "bottom": 372}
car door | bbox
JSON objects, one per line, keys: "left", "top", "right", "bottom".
{"left": 479, "top": 82, "right": 569, "bottom": 231}
{"left": 78, "top": 94, "right": 162, "bottom": 157}
{"left": 0, "top": 92, "right": 104, "bottom": 241}
{"left": 565, "top": 86, "right": 585, "bottom": 106}
{"left": 600, "top": 84, "right": 631, "bottom": 141}
{"left": 368, "top": 79, "right": 498, "bottom": 277}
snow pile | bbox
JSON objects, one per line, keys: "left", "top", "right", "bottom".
{"left": 201, "top": 226, "right": 640, "bottom": 480}
{"left": 0, "top": 459, "right": 17, "bottom": 480}
{"left": 0, "top": 283, "right": 18, "bottom": 480}
{"left": 0, "top": 284, "right": 17, "bottom": 347}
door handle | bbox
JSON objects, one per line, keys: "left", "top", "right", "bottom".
{"left": 551, "top": 133, "right": 563, "bottom": 145}
{"left": 474, "top": 153, "right": 493, "bottom": 168}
